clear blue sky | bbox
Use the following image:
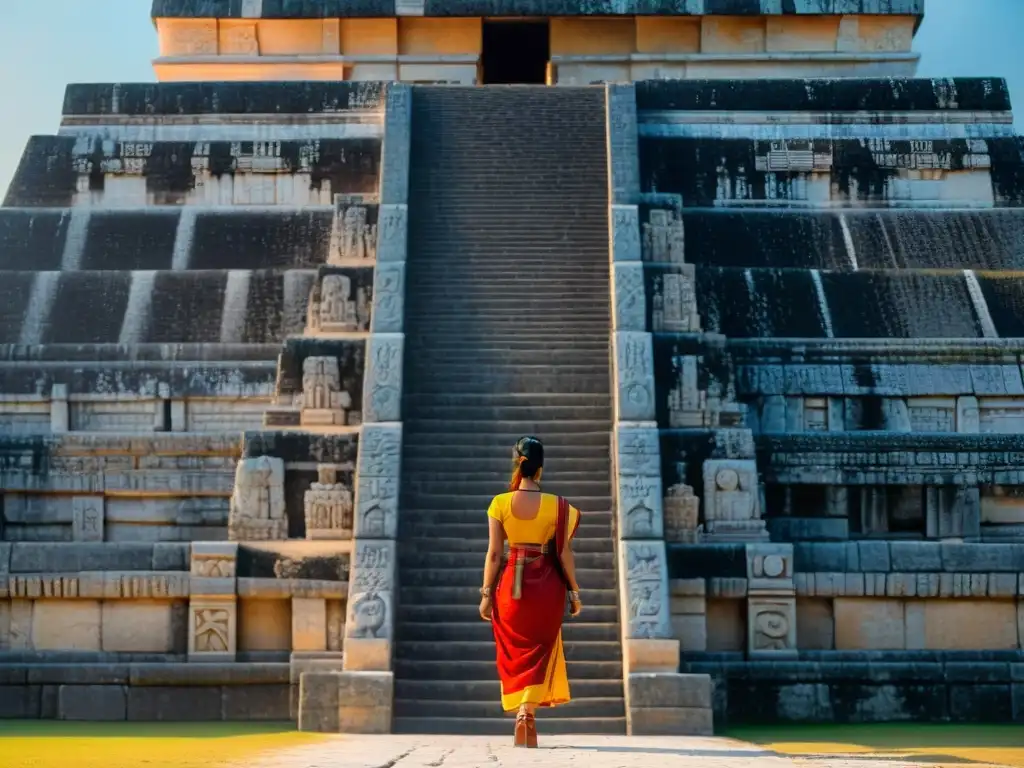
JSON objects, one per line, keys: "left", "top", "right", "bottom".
{"left": 0, "top": 0, "right": 1021, "bottom": 193}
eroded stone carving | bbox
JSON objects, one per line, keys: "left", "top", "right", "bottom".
{"left": 702, "top": 459, "right": 768, "bottom": 542}
{"left": 346, "top": 541, "right": 395, "bottom": 641}
{"left": 301, "top": 356, "right": 353, "bottom": 426}
{"left": 227, "top": 456, "right": 287, "bottom": 541}
{"left": 72, "top": 497, "right": 104, "bottom": 542}
{"left": 642, "top": 208, "right": 684, "bottom": 264}
{"left": 746, "top": 543, "right": 794, "bottom": 590}
{"left": 363, "top": 334, "right": 404, "bottom": 423}
{"left": 615, "top": 332, "right": 655, "bottom": 422}
{"left": 370, "top": 262, "right": 405, "bottom": 334}
{"left": 304, "top": 465, "right": 354, "bottom": 540}
{"left": 664, "top": 483, "right": 700, "bottom": 543}
{"left": 747, "top": 597, "right": 797, "bottom": 657}
{"left": 621, "top": 541, "right": 672, "bottom": 639}
{"left": 615, "top": 425, "right": 663, "bottom": 539}
{"left": 329, "top": 197, "right": 377, "bottom": 264}
{"left": 376, "top": 204, "right": 408, "bottom": 263}
{"left": 611, "top": 205, "right": 641, "bottom": 262}
{"left": 652, "top": 265, "right": 700, "bottom": 332}
{"left": 189, "top": 603, "right": 235, "bottom": 656}
{"left": 355, "top": 424, "right": 402, "bottom": 539}
{"left": 310, "top": 274, "right": 370, "bottom": 334}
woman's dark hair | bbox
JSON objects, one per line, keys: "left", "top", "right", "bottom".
{"left": 509, "top": 436, "right": 545, "bottom": 491}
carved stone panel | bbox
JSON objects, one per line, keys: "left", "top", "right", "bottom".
{"left": 747, "top": 596, "right": 797, "bottom": 658}
{"left": 345, "top": 540, "right": 396, "bottom": 643}
{"left": 615, "top": 424, "right": 663, "bottom": 539}
{"left": 363, "top": 334, "right": 404, "bottom": 424}
{"left": 664, "top": 484, "right": 700, "bottom": 543}
{"left": 301, "top": 356, "right": 353, "bottom": 426}
{"left": 355, "top": 424, "right": 403, "bottom": 540}
{"left": 613, "top": 262, "right": 646, "bottom": 332}
{"left": 190, "top": 542, "right": 239, "bottom": 579}
{"left": 650, "top": 264, "right": 700, "bottom": 332}
{"left": 642, "top": 208, "right": 685, "bottom": 264}
{"left": 370, "top": 262, "right": 406, "bottom": 334}
{"left": 227, "top": 456, "right": 287, "bottom": 541}
{"left": 376, "top": 204, "right": 408, "bottom": 263}
{"left": 615, "top": 332, "right": 656, "bottom": 422}
{"left": 309, "top": 273, "right": 371, "bottom": 334}
{"left": 188, "top": 599, "right": 237, "bottom": 659}
{"left": 304, "top": 465, "right": 354, "bottom": 540}
{"left": 72, "top": 497, "right": 104, "bottom": 542}
{"left": 620, "top": 541, "right": 673, "bottom": 640}
{"left": 329, "top": 196, "right": 377, "bottom": 264}
{"left": 745, "top": 543, "right": 794, "bottom": 592}
{"left": 957, "top": 396, "right": 981, "bottom": 433}
{"left": 702, "top": 459, "right": 769, "bottom": 542}
{"left": 611, "top": 205, "right": 642, "bottom": 262}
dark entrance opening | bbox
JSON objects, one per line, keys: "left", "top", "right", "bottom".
{"left": 481, "top": 20, "right": 550, "bottom": 84}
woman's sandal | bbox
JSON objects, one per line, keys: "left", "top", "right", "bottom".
{"left": 525, "top": 713, "right": 538, "bottom": 748}
{"left": 514, "top": 710, "right": 529, "bottom": 747}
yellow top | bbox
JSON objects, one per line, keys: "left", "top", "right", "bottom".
{"left": 486, "top": 491, "right": 580, "bottom": 546}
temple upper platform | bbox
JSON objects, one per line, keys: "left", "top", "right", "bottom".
{"left": 151, "top": 0, "right": 924, "bottom": 84}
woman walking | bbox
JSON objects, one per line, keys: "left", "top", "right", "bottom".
{"left": 478, "top": 436, "right": 583, "bottom": 748}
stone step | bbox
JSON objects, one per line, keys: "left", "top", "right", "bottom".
{"left": 403, "top": 484, "right": 611, "bottom": 501}
{"left": 394, "top": 697, "right": 625, "bottom": 720}
{"left": 399, "top": 586, "right": 619, "bottom": 607}
{"left": 406, "top": 320, "right": 609, "bottom": 334}
{"left": 408, "top": 281, "right": 610, "bottom": 295}
{"left": 402, "top": 457, "right": 611, "bottom": 473}
{"left": 394, "top": 658, "right": 622, "bottom": 681}
{"left": 397, "top": 504, "right": 612, "bottom": 519}
{"left": 398, "top": 551, "right": 615, "bottom": 570}
{"left": 396, "top": 621, "right": 621, "bottom": 643}
{"left": 406, "top": 295, "right": 609, "bottom": 309}
{"left": 404, "top": 339, "right": 609, "bottom": 352}
{"left": 402, "top": 471, "right": 610, "bottom": 487}
{"left": 392, "top": 716, "right": 626, "bottom": 735}
{"left": 395, "top": 677, "right": 623, "bottom": 702}
{"left": 398, "top": 602, "right": 620, "bottom": 624}
{"left": 399, "top": 568, "right": 617, "bottom": 589}
{"left": 404, "top": 402, "right": 611, "bottom": 420}
{"left": 405, "top": 378, "right": 612, "bottom": 396}
{"left": 399, "top": 522, "right": 613, "bottom": 541}
{"left": 395, "top": 640, "right": 621, "bottom": 662}
{"left": 396, "top": 535, "right": 613, "bottom": 554}
{"left": 404, "top": 392, "right": 611, "bottom": 408}
{"left": 405, "top": 350, "right": 609, "bottom": 366}
{"left": 403, "top": 419, "right": 611, "bottom": 437}
{"left": 402, "top": 432, "right": 610, "bottom": 449}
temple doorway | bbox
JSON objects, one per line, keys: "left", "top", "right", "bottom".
{"left": 481, "top": 20, "right": 550, "bottom": 84}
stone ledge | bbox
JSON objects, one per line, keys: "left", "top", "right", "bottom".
{"left": 0, "top": 343, "right": 282, "bottom": 363}
{"left": 237, "top": 577, "right": 348, "bottom": 599}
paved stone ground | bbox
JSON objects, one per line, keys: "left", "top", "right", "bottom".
{"left": 241, "top": 735, "right": 936, "bottom": 768}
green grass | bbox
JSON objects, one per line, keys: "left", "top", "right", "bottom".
{"left": 727, "top": 724, "right": 1024, "bottom": 767}
{"left": 0, "top": 721, "right": 326, "bottom": 768}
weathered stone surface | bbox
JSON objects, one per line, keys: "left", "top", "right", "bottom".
{"left": 58, "top": 685, "right": 127, "bottom": 721}
{"left": 616, "top": 423, "right": 664, "bottom": 540}
{"left": 345, "top": 540, "right": 395, "bottom": 671}
{"left": 834, "top": 598, "right": 904, "bottom": 650}
{"left": 228, "top": 456, "right": 287, "bottom": 542}
{"left": 127, "top": 686, "right": 222, "bottom": 721}
{"left": 362, "top": 334, "right": 404, "bottom": 423}
{"left": 298, "top": 672, "right": 340, "bottom": 732}
{"left": 616, "top": 332, "right": 656, "bottom": 421}
{"left": 620, "top": 541, "right": 673, "bottom": 640}
{"left": 222, "top": 684, "right": 290, "bottom": 721}
{"left": 629, "top": 706, "right": 713, "bottom": 736}
{"left": 628, "top": 673, "right": 711, "bottom": 709}
{"left": 354, "top": 423, "right": 402, "bottom": 540}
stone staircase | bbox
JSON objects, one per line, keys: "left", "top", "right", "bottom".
{"left": 393, "top": 86, "right": 624, "bottom": 735}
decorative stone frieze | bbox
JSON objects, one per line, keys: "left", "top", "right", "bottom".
{"left": 369, "top": 262, "right": 405, "bottom": 334}
{"left": 72, "top": 497, "right": 104, "bottom": 543}
{"left": 227, "top": 456, "right": 287, "bottom": 541}
{"left": 301, "top": 356, "right": 353, "bottom": 426}
{"left": 642, "top": 208, "right": 685, "bottom": 265}
{"left": 362, "top": 334, "right": 404, "bottom": 424}
{"left": 344, "top": 539, "right": 396, "bottom": 672}
{"left": 304, "top": 465, "right": 354, "bottom": 540}
{"left": 664, "top": 483, "right": 700, "bottom": 543}
{"left": 308, "top": 273, "right": 371, "bottom": 334}
{"left": 376, "top": 204, "right": 408, "bottom": 264}
{"left": 610, "top": 205, "right": 642, "bottom": 262}
{"left": 613, "top": 262, "right": 646, "bottom": 332}
{"left": 615, "top": 332, "right": 656, "bottom": 422}
{"left": 329, "top": 195, "right": 378, "bottom": 265}
{"left": 702, "top": 459, "right": 769, "bottom": 543}
{"left": 615, "top": 424, "right": 664, "bottom": 540}
{"left": 620, "top": 541, "right": 673, "bottom": 641}
{"left": 650, "top": 265, "right": 698, "bottom": 331}
{"left": 354, "top": 424, "right": 402, "bottom": 540}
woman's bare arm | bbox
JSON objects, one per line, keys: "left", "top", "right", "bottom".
{"left": 558, "top": 541, "right": 580, "bottom": 593}
{"left": 479, "top": 517, "right": 505, "bottom": 620}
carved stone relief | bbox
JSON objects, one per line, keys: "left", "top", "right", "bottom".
{"left": 747, "top": 597, "right": 797, "bottom": 657}
{"left": 220, "top": 23, "right": 259, "bottom": 55}
{"left": 613, "top": 262, "right": 646, "bottom": 332}
{"left": 355, "top": 424, "right": 403, "bottom": 540}
{"left": 309, "top": 274, "right": 370, "bottom": 334}
{"left": 188, "top": 601, "right": 236, "bottom": 657}
{"left": 363, "top": 334, "right": 404, "bottom": 423}
{"left": 701, "top": 459, "right": 769, "bottom": 542}
{"left": 615, "top": 332, "right": 655, "bottom": 422}
{"left": 611, "top": 205, "right": 642, "bottom": 262}
{"left": 620, "top": 541, "right": 673, "bottom": 640}
{"left": 329, "top": 196, "right": 377, "bottom": 264}
{"left": 745, "top": 543, "right": 794, "bottom": 591}
{"left": 642, "top": 208, "right": 684, "bottom": 264}
{"left": 326, "top": 599, "right": 345, "bottom": 652}
{"left": 190, "top": 543, "right": 238, "bottom": 579}
{"left": 376, "top": 204, "right": 408, "bottom": 263}
{"left": 615, "top": 425, "right": 663, "bottom": 540}
{"left": 71, "top": 497, "right": 104, "bottom": 542}
{"left": 346, "top": 540, "right": 395, "bottom": 642}
{"left": 301, "top": 356, "right": 353, "bottom": 426}
{"left": 370, "top": 262, "right": 406, "bottom": 334}
{"left": 227, "top": 456, "right": 287, "bottom": 541}
{"left": 651, "top": 265, "right": 699, "bottom": 332}
{"left": 304, "top": 465, "right": 354, "bottom": 540}
{"left": 664, "top": 484, "right": 700, "bottom": 543}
